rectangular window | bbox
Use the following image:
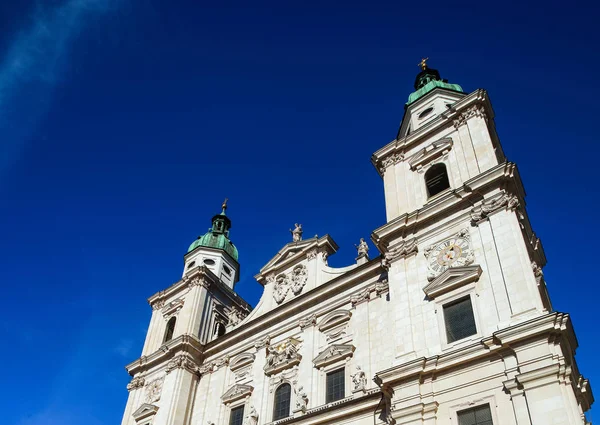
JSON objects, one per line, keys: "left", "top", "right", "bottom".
{"left": 326, "top": 368, "right": 345, "bottom": 403}
{"left": 229, "top": 405, "right": 244, "bottom": 425}
{"left": 457, "top": 404, "right": 493, "bottom": 425}
{"left": 443, "top": 296, "right": 477, "bottom": 343}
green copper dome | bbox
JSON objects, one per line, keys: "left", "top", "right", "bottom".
{"left": 187, "top": 200, "right": 239, "bottom": 261}
{"left": 407, "top": 66, "right": 463, "bottom": 104}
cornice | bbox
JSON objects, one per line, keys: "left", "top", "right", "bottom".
{"left": 375, "top": 312, "right": 577, "bottom": 388}
{"left": 371, "top": 89, "right": 493, "bottom": 178}
{"left": 125, "top": 333, "right": 204, "bottom": 376}
{"left": 371, "top": 162, "right": 522, "bottom": 250}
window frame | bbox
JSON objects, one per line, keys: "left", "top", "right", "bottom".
{"left": 434, "top": 283, "right": 482, "bottom": 350}
{"left": 272, "top": 382, "right": 292, "bottom": 421}
{"left": 325, "top": 367, "right": 346, "bottom": 403}
{"left": 425, "top": 162, "right": 451, "bottom": 199}
{"left": 449, "top": 397, "right": 498, "bottom": 425}
{"left": 316, "top": 359, "right": 351, "bottom": 405}
{"left": 443, "top": 295, "right": 478, "bottom": 344}
{"left": 228, "top": 404, "right": 245, "bottom": 425}
{"left": 163, "top": 316, "right": 176, "bottom": 343}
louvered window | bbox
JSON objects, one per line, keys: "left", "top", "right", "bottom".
{"left": 229, "top": 405, "right": 244, "bottom": 425}
{"left": 326, "top": 368, "right": 345, "bottom": 403}
{"left": 273, "top": 383, "right": 291, "bottom": 420}
{"left": 443, "top": 296, "right": 477, "bottom": 343}
{"left": 425, "top": 163, "right": 450, "bottom": 197}
{"left": 457, "top": 404, "right": 493, "bottom": 425}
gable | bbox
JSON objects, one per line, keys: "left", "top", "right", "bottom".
{"left": 422, "top": 265, "right": 482, "bottom": 299}
{"left": 132, "top": 403, "right": 159, "bottom": 422}
{"left": 313, "top": 344, "right": 355, "bottom": 368}
{"left": 221, "top": 384, "right": 254, "bottom": 404}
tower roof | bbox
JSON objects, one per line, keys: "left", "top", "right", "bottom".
{"left": 407, "top": 61, "right": 463, "bottom": 104}
{"left": 187, "top": 199, "right": 239, "bottom": 261}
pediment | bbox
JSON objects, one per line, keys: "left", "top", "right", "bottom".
{"left": 423, "top": 265, "right": 482, "bottom": 299}
{"left": 132, "top": 403, "right": 159, "bottom": 422}
{"left": 221, "top": 384, "right": 254, "bottom": 404}
{"left": 313, "top": 344, "right": 355, "bottom": 369}
{"left": 318, "top": 310, "right": 352, "bottom": 332}
{"left": 408, "top": 138, "right": 453, "bottom": 171}
{"left": 255, "top": 235, "right": 338, "bottom": 285}
{"left": 230, "top": 352, "right": 255, "bottom": 371}
{"left": 162, "top": 298, "right": 184, "bottom": 318}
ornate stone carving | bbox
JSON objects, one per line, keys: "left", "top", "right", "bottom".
{"left": 295, "top": 385, "right": 309, "bottom": 412}
{"left": 198, "top": 362, "right": 216, "bottom": 375}
{"left": 375, "top": 279, "right": 389, "bottom": 295}
{"left": 221, "top": 384, "right": 254, "bottom": 404}
{"left": 351, "top": 366, "right": 368, "bottom": 392}
{"left": 254, "top": 334, "right": 271, "bottom": 349}
{"left": 151, "top": 299, "right": 165, "bottom": 310}
{"left": 318, "top": 310, "right": 352, "bottom": 342}
{"left": 290, "top": 223, "right": 303, "bottom": 242}
{"left": 144, "top": 377, "right": 164, "bottom": 403}
{"left": 306, "top": 249, "right": 318, "bottom": 261}
{"left": 127, "top": 376, "right": 145, "bottom": 391}
{"left": 273, "top": 274, "right": 290, "bottom": 304}
{"left": 424, "top": 229, "right": 474, "bottom": 281}
{"left": 166, "top": 353, "right": 199, "bottom": 374}
{"left": 350, "top": 288, "right": 370, "bottom": 307}
{"left": 313, "top": 344, "right": 355, "bottom": 369}
{"left": 453, "top": 104, "right": 487, "bottom": 128}
{"left": 269, "top": 366, "right": 299, "bottom": 394}
{"left": 188, "top": 276, "right": 210, "bottom": 289}
{"left": 290, "top": 264, "right": 308, "bottom": 295}
{"left": 227, "top": 305, "right": 245, "bottom": 327}
{"left": 298, "top": 313, "right": 317, "bottom": 330}
{"left": 264, "top": 338, "right": 302, "bottom": 376}
{"left": 382, "top": 238, "right": 418, "bottom": 269}
{"left": 379, "top": 152, "right": 404, "bottom": 174}
{"left": 245, "top": 405, "right": 258, "bottom": 425}
{"left": 470, "top": 191, "right": 520, "bottom": 224}
{"left": 322, "top": 252, "right": 329, "bottom": 265}
{"left": 355, "top": 238, "right": 369, "bottom": 261}
{"left": 162, "top": 298, "right": 184, "bottom": 319}
{"left": 532, "top": 261, "right": 543, "bottom": 278}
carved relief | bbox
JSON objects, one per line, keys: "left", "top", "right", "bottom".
{"left": 424, "top": 229, "right": 474, "bottom": 281}
{"left": 290, "top": 265, "right": 308, "bottom": 295}
{"left": 221, "top": 384, "right": 253, "bottom": 404}
{"left": 382, "top": 238, "right": 418, "bottom": 269}
{"left": 199, "top": 355, "right": 229, "bottom": 375}
{"left": 351, "top": 366, "right": 368, "bottom": 392}
{"left": 254, "top": 334, "right": 271, "bottom": 349}
{"left": 227, "top": 305, "right": 246, "bottom": 327}
{"left": 470, "top": 191, "right": 520, "bottom": 224}
{"left": 264, "top": 338, "right": 302, "bottom": 376}
{"left": 144, "top": 377, "right": 164, "bottom": 403}
{"left": 306, "top": 249, "right": 318, "bottom": 261}
{"left": 313, "top": 344, "right": 355, "bottom": 369}
{"left": 294, "top": 385, "right": 309, "bottom": 412}
{"left": 162, "top": 298, "right": 184, "bottom": 319}
{"left": 298, "top": 313, "right": 317, "bottom": 330}
{"left": 230, "top": 353, "right": 255, "bottom": 381}
{"left": 188, "top": 276, "right": 210, "bottom": 289}
{"left": 126, "top": 376, "right": 145, "bottom": 391}
{"left": 318, "top": 310, "right": 352, "bottom": 343}
{"left": 350, "top": 288, "right": 370, "bottom": 307}
{"left": 273, "top": 274, "right": 290, "bottom": 304}
{"left": 166, "top": 353, "right": 199, "bottom": 374}
{"left": 453, "top": 104, "right": 487, "bottom": 128}
{"left": 151, "top": 299, "right": 165, "bottom": 310}
{"left": 379, "top": 152, "right": 405, "bottom": 174}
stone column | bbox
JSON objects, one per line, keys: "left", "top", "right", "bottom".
{"left": 154, "top": 355, "right": 200, "bottom": 425}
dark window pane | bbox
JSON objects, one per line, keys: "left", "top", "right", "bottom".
{"left": 229, "top": 405, "right": 244, "bottom": 425}
{"left": 425, "top": 163, "right": 450, "bottom": 197}
{"left": 458, "top": 404, "right": 493, "bottom": 425}
{"left": 164, "top": 317, "right": 176, "bottom": 343}
{"left": 444, "top": 296, "right": 477, "bottom": 343}
{"left": 326, "top": 368, "right": 345, "bottom": 403}
{"left": 273, "top": 383, "right": 291, "bottom": 420}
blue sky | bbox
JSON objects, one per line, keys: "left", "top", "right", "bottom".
{"left": 0, "top": 0, "right": 598, "bottom": 424}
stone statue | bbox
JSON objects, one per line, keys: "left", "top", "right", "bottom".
{"left": 295, "top": 385, "right": 308, "bottom": 411}
{"left": 351, "top": 366, "right": 368, "bottom": 391}
{"left": 227, "top": 306, "right": 242, "bottom": 327}
{"left": 355, "top": 238, "right": 369, "bottom": 258}
{"left": 245, "top": 405, "right": 258, "bottom": 425}
{"left": 290, "top": 223, "right": 303, "bottom": 242}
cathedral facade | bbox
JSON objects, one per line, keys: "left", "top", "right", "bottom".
{"left": 120, "top": 64, "right": 593, "bottom": 425}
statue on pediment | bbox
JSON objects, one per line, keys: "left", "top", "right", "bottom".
{"left": 355, "top": 238, "right": 369, "bottom": 259}
{"left": 290, "top": 223, "right": 303, "bottom": 242}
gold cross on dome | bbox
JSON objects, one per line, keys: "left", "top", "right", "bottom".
{"left": 418, "top": 57, "right": 429, "bottom": 70}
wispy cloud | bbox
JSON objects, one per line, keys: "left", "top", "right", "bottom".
{"left": 0, "top": 0, "right": 122, "bottom": 181}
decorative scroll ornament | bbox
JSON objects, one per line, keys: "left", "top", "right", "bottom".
{"left": 470, "top": 191, "right": 520, "bottom": 224}
{"left": 379, "top": 152, "right": 405, "bottom": 175}
{"left": 144, "top": 377, "right": 164, "bottom": 403}
{"left": 298, "top": 313, "right": 317, "bottom": 330}
{"left": 306, "top": 249, "right": 318, "bottom": 261}
{"left": 166, "top": 353, "right": 199, "bottom": 374}
{"left": 453, "top": 104, "right": 487, "bottom": 128}
{"left": 351, "top": 366, "right": 368, "bottom": 392}
{"left": 424, "top": 229, "right": 474, "bottom": 281}
{"left": 382, "top": 238, "right": 418, "bottom": 269}
{"left": 273, "top": 274, "right": 290, "bottom": 304}
{"left": 127, "top": 376, "right": 145, "bottom": 391}
{"left": 290, "top": 265, "right": 308, "bottom": 295}
{"left": 350, "top": 288, "right": 370, "bottom": 307}
{"left": 254, "top": 334, "right": 271, "bottom": 349}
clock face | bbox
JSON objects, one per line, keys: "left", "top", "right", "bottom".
{"left": 427, "top": 235, "right": 473, "bottom": 278}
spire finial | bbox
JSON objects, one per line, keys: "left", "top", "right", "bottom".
{"left": 221, "top": 198, "right": 228, "bottom": 213}
{"left": 418, "top": 57, "right": 429, "bottom": 71}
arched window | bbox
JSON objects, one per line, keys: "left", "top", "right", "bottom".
{"left": 217, "top": 322, "right": 226, "bottom": 337}
{"left": 425, "top": 163, "right": 450, "bottom": 197}
{"left": 164, "top": 317, "right": 176, "bottom": 343}
{"left": 273, "top": 383, "right": 291, "bottom": 421}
